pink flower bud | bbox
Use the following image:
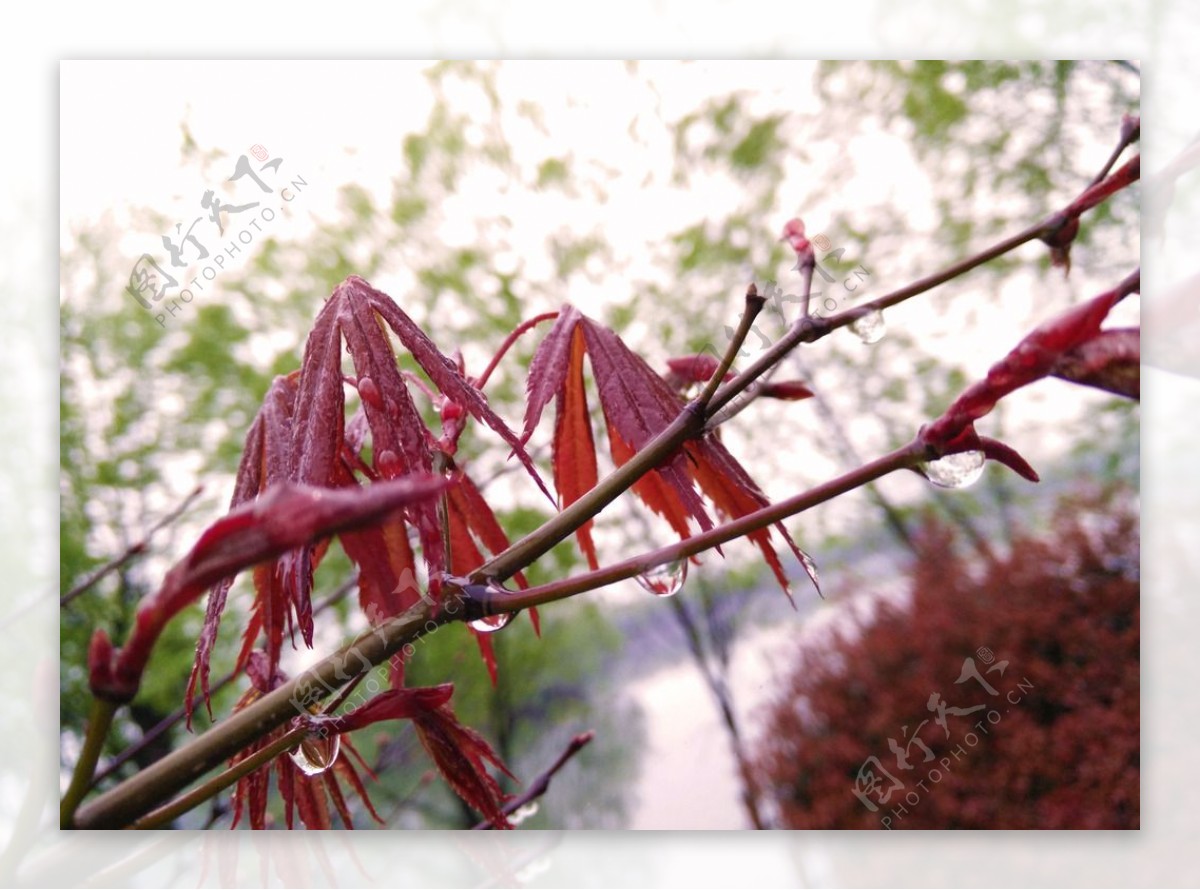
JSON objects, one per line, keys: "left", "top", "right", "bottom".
{"left": 780, "top": 218, "right": 810, "bottom": 254}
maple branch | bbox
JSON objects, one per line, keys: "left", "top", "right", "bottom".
{"left": 694, "top": 284, "right": 766, "bottom": 410}
{"left": 59, "top": 698, "right": 118, "bottom": 828}
{"left": 69, "top": 124, "right": 1140, "bottom": 832}
{"left": 708, "top": 261, "right": 816, "bottom": 430}
{"left": 798, "top": 242, "right": 816, "bottom": 320}
{"left": 130, "top": 724, "right": 308, "bottom": 829}
{"left": 470, "top": 393, "right": 706, "bottom": 586}
{"left": 1088, "top": 115, "right": 1139, "bottom": 188}
{"left": 61, "top": 485, "right": 205, "bottom": 607}
{"left": 474, "top": 310, "right": 559, "bottom": 390}
{"left": 708, "top": 159, "right": 1140, "bottom": 421}
{"left": 469, "top": 191, "right": 1105, "bottom": 588}
{"left": 472, "top": 212, "right": 1059, "bottom": 586}
{"left": 707, "top": 223, "right": 1043, "bottom": 420}
{"left": 470, "top": 730, "right": 595, "bottom": 829}
{"left": 466, "top": 442, "right": 926, "bottom": 615}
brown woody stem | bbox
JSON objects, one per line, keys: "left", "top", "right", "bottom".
{"left": 694, "top": 283, "right": 766, "bottom": 410}
{"left": 130, "top": 724, "right": 308, "bottom": 829}
{"left": 88, "top": 573, "right": 358, "bottom": 791}
{"left": 707, "top": 220, "right": 1049, "bottom": 420}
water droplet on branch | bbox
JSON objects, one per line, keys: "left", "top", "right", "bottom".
{"left": 850, "top": 309, "right": 886, "bottom": 344}
{"left": 467, "top": 580, "right": 517, "bottom": 633}
{"left": 468, "top": 612, "right": 515, "bottom": 634}
{"left": 636, "top": 559, "right": 688, "bottom": 597}
{"left": 509, "top": 801, "right": 540, "bottom": 825}
{"left": 289, "top": 731, "right": 340, "bottom": 776}
{"left": 923, "top": 450, "right": 986, "bottom": 489}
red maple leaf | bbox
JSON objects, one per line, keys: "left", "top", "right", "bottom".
{"left": 921, "top": 270, "right": 1139, "bottom": 478}
{"left": 186, "top": 277, "right": 551, "bottom": 715}
{"left": 523, "top": 305, "right": 820, "bottom": 600}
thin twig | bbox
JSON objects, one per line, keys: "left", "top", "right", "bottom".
{"left": 60, "top": 699, "right": 118, "bottom": 828}
{"left": 707, "top": 221, "right": 1047, "bottom": 422}
{"left": 130, "top": 724, "right": 308, "bottom": 829}
{"left": 468, "top": 443, "right": 926, "bottom": 615}
{"left": 798, "top": 249, "right": 816, "bottom": 320}
{"left": 1088, "top": 116, "right": 1139, "bottom": 187}
{"left": 130, "top": 657, "right": 371, "bottom": 829}
{"left": 471, "top": 731, "right": 595, "bottom": 829}
{"left": 706, "top": 262, "right": 814, "bottom": 431}
{"left": 694, "top": 284, "right": 766, "bottom": 410}
{"left": 61, "top": 485, "right": 205, "bottom": 607}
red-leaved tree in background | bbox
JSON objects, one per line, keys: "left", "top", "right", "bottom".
{"left": 60, "top": 116, "right": 1141, "bottom": 831}
{"left": 752, "top": 488, "right": 1139, "bottom": 829}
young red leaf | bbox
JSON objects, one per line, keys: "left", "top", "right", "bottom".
{"left": 781, "top": 217, "right": 813, "bottom": 258}
{"left": 443, "top": 489, "right": 501, "bottom": 685}
{"left": 665, "top": 354, "right": 732, "bottom": 386}
{"left": 332, "top": 738, "right": 386, "bottom": 825}
{"left": 607, "top": 419, "right": 695, "bottom": 542}
{"left": 413, "top": 699, "right": 516, "bottom": 829}
{"left": 761, "top": 380, "right": 815, "bottom": 401}
{"left": 442, "top": 463, "right": 536, "bottom": 682}
{"left": 339, "top": 514, "right": 421, "bottom": 621}
{"left": 553, "top": 326, "right": 601, "bottom": 570}
{"left": 584, "top": 316, "right": 815, "bottom": 595}
{"left": 311, "top": 684, "right": 454, "bottom": 735}
{"left": 923, "top": 270, "right": 1139, "bottom": 450}
{"left": 291, "top": 297, "right": 345, "bottom": 487}
{"left": 322, "top": 768, "right": 354, "bottom": 829}
{"left": 685, "top": 439, "right": 818, "bottom": 601}
{"left": 523, "top": 306, "right": 817, "bottom": 599}
{"left": 354, "top": 276, "right": 553, "bottom": 502}
{"left": 665, "top": 355, "right": 813, "bottom": 403}
{"left": 1051, "top": 327, "right": 1140, "bottom": 400}
{"left": 580, "top": 317, "right": 715, "bottom": 532}
{"left": 979, "top": 436, "right": 1040, "bottom": 483}
{"left": 522, "top": 305, "right": 584, "bottom": 444}
{"left": 337, "top": 287, "right": 446, "bottom": 579}
{"left": 192, "top": 374, "right": 299, "bottom": 717}
{"left": 228, "top": 652, "right": 394, "bottom": 830}
{"left": 446, "top": 467, "right": 530, "bottom": 591}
